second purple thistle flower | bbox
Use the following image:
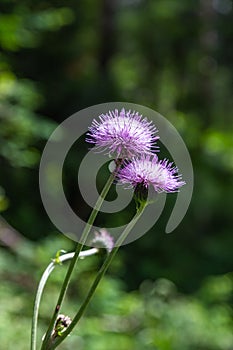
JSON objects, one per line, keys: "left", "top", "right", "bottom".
{"left": 86, "top": 108, "right": 159, "bottom": 158}
{"left": 118, "top": 155, "right": 186, "bottom": 193}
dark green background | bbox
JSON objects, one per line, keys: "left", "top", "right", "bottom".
{"left": 0, "top": 1, "right": 232, "bottom": 349}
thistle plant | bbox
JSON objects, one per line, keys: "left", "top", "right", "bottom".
{"left": 86, "top": 108, "right": 159, "bottom": 157}
{"left": 117, "top": 155, "right": 185, "bottom": 193}
{"left": 31, "top": 108, "right": 185, "bottom": 350}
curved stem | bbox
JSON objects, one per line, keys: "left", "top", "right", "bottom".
{"left": 40, "top": 166, "right": 119, "bottom": 350}
{"left": 31, "top": 249, "right": 98, "bottom": 350}
{"left": 52, "top": 203, "right": 146, "bottom": 349}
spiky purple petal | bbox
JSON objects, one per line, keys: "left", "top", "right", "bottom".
{"left": 92, "top": 229, "right": 114, "bottom": 252}
{"left": 86, "top": 108, "right": 159, "bottom": 158}
{"left": 118, "top": 155, "right": 185, "bottom": 193}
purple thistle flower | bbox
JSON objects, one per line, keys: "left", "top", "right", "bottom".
{"left": 92, "top": 229, "right": 114, "bottom": 252}
{"left": 117, "top": 155, "right": 186, "bottom": 193}
{"left": 86, "top": 108, "right": 159, "bottom": 158}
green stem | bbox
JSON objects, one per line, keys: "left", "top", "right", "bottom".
{"left": 52, "top": 203, "right": 146, "bottom": 349}
{"left": 31, "top": 248, "right": 98, "bottom": 350}
{"left": 40, "top": 167, "right": 118, "bottom": 350}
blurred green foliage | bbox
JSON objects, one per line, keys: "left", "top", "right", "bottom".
{"left": 0, "top": 237, "right": 232, "bottom": 350}
{"left": 0, "top": 0, "right": 232, "bottom": 348}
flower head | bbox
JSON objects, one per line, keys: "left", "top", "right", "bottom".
{"left": 92, "top": 228, "right": 114, "bottom": 253}
{"left": 117, "top": 155, "right": 185, "bottom": 193}
{"left": 86, "top": 108, "right": 159, "bottom": 158}
{"left": 52, "top": 314, "right": 72, "bottom": 339}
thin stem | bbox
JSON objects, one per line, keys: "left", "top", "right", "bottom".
{"left": 52, "top": 203, "right": 146, "bottom": 349}
{"left": 31, "top": 249, "right": 98, "bottom": 350}
{"left": 41, "top": 166, "right": 119, "bottom": 350}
